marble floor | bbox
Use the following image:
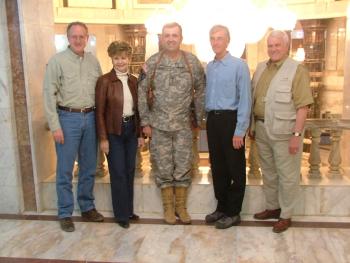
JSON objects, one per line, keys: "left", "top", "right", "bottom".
{"left": 1, "top": 214, "right": 350, "bottom": 263}
{"left": 3, "top": 147, "right": 350, "bottom": 262}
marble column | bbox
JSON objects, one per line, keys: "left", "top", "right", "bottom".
{"left": 0, "top": 0, "right": 22, "bottom": 213}
{"left": 5, "top": 0, "right": 37, "bottom": 211}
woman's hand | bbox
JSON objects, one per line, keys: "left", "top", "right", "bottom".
{"left": 142, "top": 125, "right": 152, "bottom": 138}
{"left": 138, "top": 137, "right": 145, "bottom": 148}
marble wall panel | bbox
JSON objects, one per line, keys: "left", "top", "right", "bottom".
{"left": 320, "top": 187, "right": 350, "bottom": 216}
{"left": 294, "top": 186, "right": 321, "bottom": 216}
{"left": 0, "top": 27, "right": 10, "bottom": 68}
{"left": 133, "top": 183, "right": 143, "bottom": 213}
{"left": 0, "top": 108, "right": 14, "bottom": 149}
{"left": 0, "top": 168, "right": 18, "bottom": 187}
{"left": 241, "top": 186, "right": 265, "bottom": 214}
{"left": 187, "top": 184, "right": 215, "bottom": 214}
{"left": 94, "top": 182, "right": 113, "bottom": 211}
{"left": 0, "top": 67, "right": 11, "bottom": 109}
{"left": 141, "top": 184, "right": 162, "bottom": 213}
{"left": 0, "top": 145, "right": 16, "bottom": 170}
{"left": 19, "top": 0, "right": 55, "bottom": 27}
{"left": 0, "top": 186, "right": 21, "bottom": 213}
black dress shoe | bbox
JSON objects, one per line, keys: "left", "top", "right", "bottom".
{"left": 215, "top": 215, "right": 241, "bottom": 229}
{"left": 205, "top": 210, "right": 225, "bottom": 223}
{"left": 117, "top": 221, "right": 130, "bottom": 229}
{"left": 129, "top": 214, "right": 140, "bottom": 220}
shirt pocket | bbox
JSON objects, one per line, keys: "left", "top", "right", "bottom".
{"left": 275, "top": 86, "right": 292, "bottom": 103}
{"left": 87, "top": 70, "right": 100, "bottom": 95}
{"left": 272, "top": 111, "right": 296, "bottom": 135}
{"left": 61, "top": 71, "right": 77, "bottom": 88}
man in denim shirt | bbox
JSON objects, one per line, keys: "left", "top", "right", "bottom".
{"left": 205, "top": 25, "right": 251, "bottom": 229}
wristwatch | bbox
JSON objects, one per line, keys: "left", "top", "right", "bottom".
{"left": 292, "top": 132, "right": 302, "bottom": 137}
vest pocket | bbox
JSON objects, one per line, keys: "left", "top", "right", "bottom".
{"left": 275, "top": 90, "right": 292, "bottom": 103}
{"left": 272, "top": 111, "right": 296, "bottom": 134}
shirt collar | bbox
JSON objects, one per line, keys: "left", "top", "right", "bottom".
{"left": 266, "top": 57, "right": 287, "bottom": 69}
{"left": 67, "top": 46, "right": 84, "bottom": 59}
{"left": 213, "top": 52, "right": 231, "bottom": 66}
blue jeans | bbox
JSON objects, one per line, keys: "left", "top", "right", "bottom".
{"left": 55, "top": 110, "right": 97, "bottom": 218}
{"left": 107, "top": 120, "right": 138, "bottom": 222}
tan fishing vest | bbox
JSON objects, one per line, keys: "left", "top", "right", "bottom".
{"left": 252, "top": 57, "right": 299, "bottom": 141}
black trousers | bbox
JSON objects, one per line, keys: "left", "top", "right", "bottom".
{"left": 206, "top": 110, "right": 246, "bottom": 216}
{"left": 106, "top": 121, "right": 138, "bottom": 222}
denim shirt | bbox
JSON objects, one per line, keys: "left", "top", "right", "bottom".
{"left": 205, "top": 52, "right": 251, "bottom": 136}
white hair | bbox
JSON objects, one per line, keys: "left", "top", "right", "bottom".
{"left": 268, "top": 30, "right": 290, "bottom": 47}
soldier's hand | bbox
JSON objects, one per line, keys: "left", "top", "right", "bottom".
{"left": 100, "top": 139, "right": 109, "bottom": 155}
{"left": 53, "top": 129, "right": 64, "bottom": 144}
{"left": 143, "top": 125, "right": 152, "bottom": 138}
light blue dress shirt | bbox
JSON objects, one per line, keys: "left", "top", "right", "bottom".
{"left": 205, "top": 52, "right": 252, "bottom": 136}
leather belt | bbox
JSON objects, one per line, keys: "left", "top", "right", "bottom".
{"left": 58, "top": 105, "right": 95, "bottom": 113}
{"left": 208, "top": 110, "right": 236, "bottom": 115}
{"left": 255, "top": 117, "right": 264, "bottom": 122}
{"left": 122, "top": 115, "right": 134, "bottom": 122}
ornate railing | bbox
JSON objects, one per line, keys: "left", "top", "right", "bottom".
{"left": 248, "top": 118, "right": 350, "bottom": 179}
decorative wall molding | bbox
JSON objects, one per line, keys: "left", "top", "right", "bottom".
{"left": 53, "top": 0, "right": 349, "bottom": 24}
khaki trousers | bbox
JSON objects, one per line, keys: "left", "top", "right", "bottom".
{"left": 255, "top": 121, "right": 303, "bottom": 219}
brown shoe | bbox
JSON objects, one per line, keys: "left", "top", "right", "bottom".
{"left": 81, "top": 208, "right": 104, "bottom": 222}
{"left": 59, "top": 217, "right": 75, "bottom": 232}
{"left": 254, "top": 208, "right": 281, "bottom": 220}
{"left": 273, "top": 218, "right": 291, "bottom": 233}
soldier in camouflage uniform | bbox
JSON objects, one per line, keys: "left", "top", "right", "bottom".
{"left": 138, "top": 22, "right": 205, "bottom": 224}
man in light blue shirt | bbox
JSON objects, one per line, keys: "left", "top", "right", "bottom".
{"left": 205, "top": 25, "right": 251, "bottom": 229}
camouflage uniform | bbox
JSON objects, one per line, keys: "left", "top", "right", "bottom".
{"left": 138, "top": 51, "right": 205, "bottom": 188}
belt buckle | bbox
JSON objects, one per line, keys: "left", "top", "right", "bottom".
{"left": 214, "top": 110, "right": 220, "bottom": 115}
{"left": 123, "top": 116, "right": 130, "bottom": 122}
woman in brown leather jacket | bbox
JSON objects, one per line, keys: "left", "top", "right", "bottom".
{"left": 95, "top": 41, "right": 144, "bottom": 228}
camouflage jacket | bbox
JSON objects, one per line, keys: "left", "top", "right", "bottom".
{"left": 138, "top": 50, "right": 205, "bottom": 131}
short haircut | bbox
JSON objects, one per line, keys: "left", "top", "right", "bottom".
{"left": 66, "top": 21, "right": 88, "bottom": 36}
{"left": 162, "top": 22, "right": 183, "bottom": 36}
{"left": 209, "top": 25, "right": 230, "bottom": 42}
{"left": 107, "top": 41, "right": 133, "bottom": 58}
{"left": 268, "top": 30, "right": 290, "bottom": 47}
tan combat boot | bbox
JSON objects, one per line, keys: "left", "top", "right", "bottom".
{"left": 175, "top": 187, "right": 191, "bottom": 224}
{"left": 161, "top": 187, "right": 176, "bottom": 224}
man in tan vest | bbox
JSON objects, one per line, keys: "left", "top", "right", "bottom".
{"left": 250, "top": 30, "right": 313, "bottom": 233}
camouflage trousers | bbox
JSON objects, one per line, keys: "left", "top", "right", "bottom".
{"left": 150, "top": 127, "right": 193, "bottom": 188}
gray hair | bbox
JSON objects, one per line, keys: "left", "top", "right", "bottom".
{"left": 162, "top": 22, "right": 183, "bottom": 37}
{"left": 209, "top": 25, "right": 230, "bottom": 42}
{"left": 66, "top": 21, "right": 88, "bottom": 36}
{"left": 268, "top": 30, "right": 290, "bottom": 47}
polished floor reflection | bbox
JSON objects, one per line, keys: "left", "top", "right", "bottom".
{"left": 1, "top": 215, "right": 350, "bottom": 263}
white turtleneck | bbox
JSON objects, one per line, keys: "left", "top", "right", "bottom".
{"left": 115, "top": 69, "right": 134, "bottom": 116}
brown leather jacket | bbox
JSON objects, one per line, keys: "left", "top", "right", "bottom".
{"left": 95, "top": 69, "right": 141, "bottom": 141}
